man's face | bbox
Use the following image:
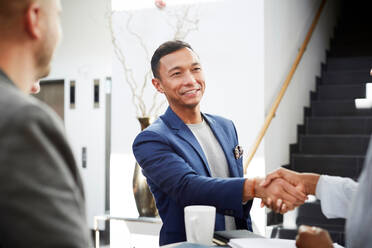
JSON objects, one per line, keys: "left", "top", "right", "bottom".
{"left": 35, "top": 0, "right": 62, "bottom": 79}
{"left": 154, "top": 48, "right": 205, "bottom": 110}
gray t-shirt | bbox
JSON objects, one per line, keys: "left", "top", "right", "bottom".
{"left": 187, "top": 119, "right": 236, "bottom": 230}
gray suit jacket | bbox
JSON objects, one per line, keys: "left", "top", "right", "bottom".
{"left": 346, "top": 136, "right": 372, "bottom": 248}
{"left": 0, "top": 70, "right": 91, "bottom": 247}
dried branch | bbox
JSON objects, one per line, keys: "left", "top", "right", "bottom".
{"left": 126, "top": 14, "right": 151, "bottom": 62}
{"left": 163, "top": 5, "right": 200, "bottom": 40}
{"left": 108, "top": 11, "right": 143, "bottom": 116}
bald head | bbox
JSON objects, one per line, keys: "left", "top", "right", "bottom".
{"left": 0, "top": 0, "right": 30, "bottom": 17}
{"left": 0, "top": 0, "right": 51, "bottom": 36}
{"left": 0, "top": 1, "right": 30, "bottom": 31}
{"left": 0, "top": 0, "right": 62, "bottom": 93}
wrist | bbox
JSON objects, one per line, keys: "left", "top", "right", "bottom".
{"left": 301, "top": 173, "right": 320, "bottom": 195}
{"left": 252, "top": 178, "right": 265, "bottom": 199}
{"left": 243, "top": 178, "right": 261, "bottom": 201}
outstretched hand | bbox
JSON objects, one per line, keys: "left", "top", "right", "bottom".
{"left": 259, "top": 168, "right": 320, "bottom": 212}
{"left": 254, "top": 177, "right": 307, "bottom": 214}
{"left": 260, "top": 168, "right": 306, "bottom": 193}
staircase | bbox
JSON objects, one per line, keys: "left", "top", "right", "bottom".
{"left": 270, "top": 1, "right": 372, "bottom": 246}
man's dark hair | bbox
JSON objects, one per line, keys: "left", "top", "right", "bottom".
{"left": 151, "top": 40, "right": 193, "bottom": 79}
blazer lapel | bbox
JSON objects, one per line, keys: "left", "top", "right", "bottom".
{"left": 202, "top": 114, "right": 240, "bottom": 177}
{"left": 161, "top": 107, "right": 212, "bottom": 176}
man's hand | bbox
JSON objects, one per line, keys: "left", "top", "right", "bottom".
{"left": 295, "top": 225, "right": 333, "bottom": 248}
{"left": 261, "top": 168, "right": 320, "bottom": 195}
{"left": 261, "top": 168, "right": 306, "bottom": 193}
{"left": 253, "top": 178, "right": 307, "bottom": 214}
{"left": 30, "top": 81, "right": 40, "bottom": 94}
{"left": 259, "top": 168, "right": 320, "bottom": 211}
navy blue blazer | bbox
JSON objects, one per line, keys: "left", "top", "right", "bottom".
{"left": 132, "top": 107, "right": 253, "bottom": 246}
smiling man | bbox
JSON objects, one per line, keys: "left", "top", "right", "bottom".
{"left": 133, "top": 40, "right": 307, "bottom": 246}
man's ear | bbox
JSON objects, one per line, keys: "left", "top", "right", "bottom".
{"left": 152, "top": 78, "right": 164, "bottom": 93}
{"left": 24, "top": 2, "right": 42, "bottom": 39}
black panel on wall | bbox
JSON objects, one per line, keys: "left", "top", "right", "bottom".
{"left": 70, "top": 80, "right": 76, "bottom": 109}
{"left": 82, "top": 147, "right": 87, "bottom": 169}
{"left": 94, "top": 79, "right": 100, "bottom": 108}
{"left": 33, "top": 79, "right": 65, "bottom": 121}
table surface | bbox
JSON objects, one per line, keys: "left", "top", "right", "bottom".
{"left": 161, "top": 242, "right": 221, "bottom": 248}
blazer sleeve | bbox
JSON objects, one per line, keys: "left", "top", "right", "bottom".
{"left": 133, "top": 129, "right": 249, "bottom": 219}
{"left": 0, "top": 105, "right": 92, "bottom": 247}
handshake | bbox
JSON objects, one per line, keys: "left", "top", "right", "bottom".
{"left": 243, "top": 168, "right": 336, "bottom": 247}
{"left": 243, "top": 167, "right": 320, "bottom": 214}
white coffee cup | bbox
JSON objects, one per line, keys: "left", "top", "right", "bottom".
{"left": 184, "top": 205, "right": 216, "bottom": 245}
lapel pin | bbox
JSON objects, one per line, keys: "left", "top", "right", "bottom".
{"left": 234, "top": 145, "right": 243, "bottom": 159}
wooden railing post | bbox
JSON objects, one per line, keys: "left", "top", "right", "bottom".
{"left": 244, "top": 0, "right": 327, "bottom": 174}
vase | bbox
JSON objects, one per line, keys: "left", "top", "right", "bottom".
{"left": 133, "top": 117, "right": 158, "bottom": 217}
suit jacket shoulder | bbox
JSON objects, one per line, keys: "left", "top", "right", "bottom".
{"left": 0, "top": 76, "right": 91, "bottom": 247}
{"left": 138, "top": 110, "right": 237, "bottom": 141}
{"left": 0, "top": 77, "right": 65, "bottom": 137}
{"left": 203, "top": 113, "right": 238, "bottom": 137}
{"left": 204, "top": 113, "right": 233, "bottom": 125}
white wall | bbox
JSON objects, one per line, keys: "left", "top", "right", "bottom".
{"left": 263, "top": 0, "right": 340, "bottom": 174}
{"left": 47, "top": 0, "right": 112, "bottom": 228}
{"left": 49, "top": 0, "right": 112, "bottom": 79}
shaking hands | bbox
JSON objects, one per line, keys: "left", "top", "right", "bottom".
{"left": 245, "top": 168, "right": 332, "bottom": 248}
{"left": 243, "top": 168, "right": 320, "bottom": 214}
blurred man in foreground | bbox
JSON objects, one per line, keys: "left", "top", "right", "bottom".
{"left": 0, "top": 0, "right": 91, "bottom": 246}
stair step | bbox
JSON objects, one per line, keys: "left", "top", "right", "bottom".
{"left": 273, "top": 3, "right": 369, "bottom": 246}
{"left": 321, "top": 70, "right": 371, "bottom": 84}
{"left": 331, "top": 33, "right": 372, "bottom": 44}
{"left": 297, "top": 201, "right": 345, "bottom": 231}
{"left": 317, "top": 84, "right": 365, "bottom": 100}
{"left": 291, "top": 154, "right": 364, "bottom": 179}
{"left": 311, "top": 100, "right": 372, "bottom": 117}
{"left": 326, "top": 57, "right": 372, "bottom": 70}
{"left": 271, "top": 227, "right": 345, "bottom": 246}
{"left": 329, "top": 45, "right": 372, "bottom": 58}
{"left": 305, "top": 117, "right": 372, "bottom": 135}
{"left": 298, "top": 135, "right": 371, "bottom": 155}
